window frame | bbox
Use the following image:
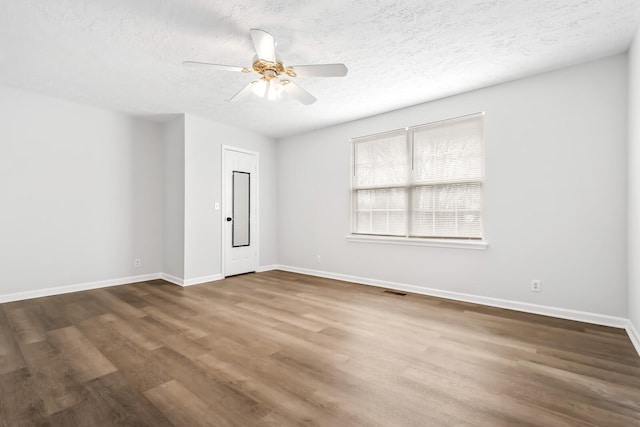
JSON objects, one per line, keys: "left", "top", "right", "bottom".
{"left": 348, "top": 113, "right": 487, "bottom": 250}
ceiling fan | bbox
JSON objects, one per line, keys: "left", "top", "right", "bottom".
{"left": 183, "top": 29, "right": 348, "bottom": 105}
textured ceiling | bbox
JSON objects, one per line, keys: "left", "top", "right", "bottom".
{"left": 1, "top": 1, "right": 639, "bottom": 138}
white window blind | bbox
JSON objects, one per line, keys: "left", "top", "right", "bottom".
{"left": 353, "top": 130, "right": 408, "bottom": 236}
{"left": 351, "top": 113, "right": 484, "bottom": 240}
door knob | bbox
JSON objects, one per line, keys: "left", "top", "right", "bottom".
{"left": 226, "top": 217, "right": 232, "bottom": 222}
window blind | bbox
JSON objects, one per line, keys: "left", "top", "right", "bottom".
{"left": 353, "top": 130, "right": 408, "bottom": 236}
{"left": 351, "top": 113, "right": 484, "bottom": 240}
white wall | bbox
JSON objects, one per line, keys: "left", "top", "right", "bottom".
{"left": 162, "top": 116, "right": 185, "bottom": 279}
{"left": 628, "top": 30, "right": 640, "bottom": 340}
{"left": 0, "top": 86, "right": 163, "bottom": 296}
{"left": 183, "top": 114, "right": 278, "bottom": 281}
{"left": 277, "top": 54, "right": 628, "bottom": 319}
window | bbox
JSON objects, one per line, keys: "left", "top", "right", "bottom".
{"left": 351, "top": 113, "right": 484, "bottom": 242}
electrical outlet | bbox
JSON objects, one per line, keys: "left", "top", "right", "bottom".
{"left": 316, "top": 255, "right": 321, "bottom": 263}
{"left": 134, "top": 259, "right": 142, "bottom": 268}
{"left": 531, "top": 279, "right": 541, "bottom": 292}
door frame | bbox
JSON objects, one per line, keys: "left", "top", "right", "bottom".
{"left": 221, "top": 145, "right": 260, "bottom": 277}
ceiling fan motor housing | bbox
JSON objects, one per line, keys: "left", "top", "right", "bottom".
{"left": 252, "top": 59, "right": 296, "bottom": 78}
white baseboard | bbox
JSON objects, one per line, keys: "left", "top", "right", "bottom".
{"left": 165, "top": 267, "right": 277, "bottom": 285}
{"left": 159, "top": 273, "right": 184, "bottom": 286}
{"left": 0, "top": 273, "right": 162, "bottom": 304}
{"left": 627, "top": 320, "right": 640, "bottom": 357}
{"left": 0, "top": 269, "right": 248, "bottom": 303}
{"left": 182, "top": 274, "right": 223, "bottom": 287}
{"left": 275, "top": 265, "right": 629, "bottom": 329}
{"left": 257, "top": 264, "right": 279, "bottom": 272}
{"left": 160, "top": 273, "right": 224, "bottom": 287}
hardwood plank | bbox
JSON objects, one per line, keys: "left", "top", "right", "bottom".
{"left": 75, "top": 314, "right": 171, "bottom": 392}
{"left": 47, "top": 326, "right": 117, "bottom": 383}
{"left": 148, "top": 346, "right": 270, "bottom": 425}
{"left": 142, "top": 305, "right": 210, "bottom": 339}
{"left": 19, "top": 340, "right": 86, "bottom": 415}
{"left": 212, "top": 305, "right": 351, "bottom": 366}
{"left": 5, "top": 306, "right": 47, "bottom": 345}
{"left": 144, "top": 380, "right": 232, "bottom": 427}
{"left": 0, "top": 308, "right": 26, "bottom": 375}
{"left": 235, "top": 301, "right": 326, "bottom": 332}
{"left": 194, "top": 315, "right": 282, "bottom": 357}
{"left": 94, "top": 313, "right": 163, "bottom": 351}
{"left": 399, "top": 364, "right": 585, "bottom": 427}
{"left": 35, "top": 298, "right": 73, "bottom": 331}
{"left": 89, "top": 289, "right": 146, "bottom": 320}
{"left": 49, "top": 372, "right": 171, "bottom": 427}
{"left": 0, "top": 368, "right": 46, "bottom": 426}
{"left": 196, "top": 353, "right": 361, "bottom": 426}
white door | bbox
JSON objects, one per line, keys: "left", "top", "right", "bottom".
{"left": 223, "top": 147, "right": 258, "bottom": 276}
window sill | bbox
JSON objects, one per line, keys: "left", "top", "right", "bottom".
{"left": 346, "top": 234, "right": 488, "bottom": 250}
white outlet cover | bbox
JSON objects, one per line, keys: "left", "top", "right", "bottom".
{"left": 531, "top": 280, "right": 541, "bottom": 292}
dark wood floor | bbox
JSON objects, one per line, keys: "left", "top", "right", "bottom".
{"left": 1, "top": 270, "right": 639, "bottom": 426}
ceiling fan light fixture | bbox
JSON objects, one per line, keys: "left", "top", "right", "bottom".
{"left": 271, "top": 77, "right": 284, "bottom": 93}
{"left": 267, "top": 77, "right": 284, "bottom": 100}
{"left": 266, "top": 91, "right": 281, "bottom": 101}
{"left": 251, "top": 78, "right": 268, "bottom": 98}
{"left": 251, "top": 76, "right": 284, "bottom": 101}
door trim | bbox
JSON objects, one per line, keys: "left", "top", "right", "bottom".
{"left": 221, "top": 145, "right": 260, "bottom": 277}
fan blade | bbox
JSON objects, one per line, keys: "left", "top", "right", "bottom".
{"left": 289, "top": 63, "right": 348, "bottom": 77}
{"left": 250, "top": 29, "right": 276, "bottom": 62}
{"left": 183, "top": 61, "right": 249, "bottom": 73}
{"left": 229, "top": 82, "right": 256, "bottom": 102}
{"left": 283, "top": 81, "right": 317, "bottom": 105}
